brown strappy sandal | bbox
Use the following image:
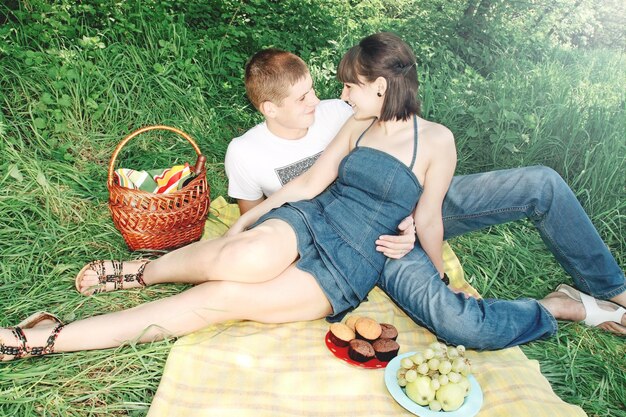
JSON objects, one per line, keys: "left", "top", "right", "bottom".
{"left": 75, "top": 259, "right": 150, "bottom": 296}
{"left": 0, "top": 311, "right": 65, "bottom": 361}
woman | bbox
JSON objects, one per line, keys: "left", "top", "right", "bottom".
{"left": 1, "top": 33, "right": 623, "bottom": 360}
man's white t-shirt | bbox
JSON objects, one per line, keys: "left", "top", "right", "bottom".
{"left": 225, "top": 99, "right": 353, "bottom": 200}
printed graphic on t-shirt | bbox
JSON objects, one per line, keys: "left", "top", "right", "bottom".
{"left": 275, "top": 152, "right": 322, "bottom": 185}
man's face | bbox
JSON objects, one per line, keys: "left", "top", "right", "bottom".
{"left": 272, "top": 72, "right": 320, "bottom": 131}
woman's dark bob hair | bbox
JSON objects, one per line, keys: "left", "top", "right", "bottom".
{"left": 338, "top": 32, "right": 420, "bottom": 122}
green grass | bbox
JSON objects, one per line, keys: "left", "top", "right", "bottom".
{"left": 451, "top": 224, "right": 626, "bottom": 417}
{"left": 1, "top": 14, "right": 625, "bottom": 417}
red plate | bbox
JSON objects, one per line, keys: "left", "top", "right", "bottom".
{"left": 325, "top": 331, "right": 389, "bottom": 369}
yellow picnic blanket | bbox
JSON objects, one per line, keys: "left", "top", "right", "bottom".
{"left": 147, "top": 197, "right": 586, "bottom": 417}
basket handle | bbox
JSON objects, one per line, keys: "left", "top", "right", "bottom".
{"left": 108, "top": 125, "right": 202, "bottom": 187}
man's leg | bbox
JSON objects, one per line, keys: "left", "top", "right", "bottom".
{"left": 441, "top": 165, "right": 625, "bottom": 300}
{"left": 379, "top": 166, "right": 625, "bottom": 348}
{"left": 379, "top": 248, "right": 557, "bottom": 350}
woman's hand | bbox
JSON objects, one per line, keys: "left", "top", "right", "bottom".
{"left": 449, "top": 286, "right": 480, "bottom": 300}
{"left": 376, "top": 215, "right": 416, "bottom": 259}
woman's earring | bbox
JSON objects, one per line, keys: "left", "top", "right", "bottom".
{"left": 377, "top": 92, "right": 382, "bottom": 97}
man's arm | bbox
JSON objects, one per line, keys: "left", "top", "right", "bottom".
{"left": 237, "top": 197, "right": 265, "bottom": 215}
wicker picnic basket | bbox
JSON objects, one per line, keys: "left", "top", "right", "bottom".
{"left": 108, "top": 125, "right": 210, "bottom": 252}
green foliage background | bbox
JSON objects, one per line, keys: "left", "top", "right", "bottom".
{"left": 0, "top": 1, "right": 624, "bottom": 416}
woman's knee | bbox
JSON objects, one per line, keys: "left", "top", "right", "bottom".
{"left": 216, "top": 225, "right": 297, "bottom": 276}
{"left": 210, "top": 231, "right": 278, "bottom": 278}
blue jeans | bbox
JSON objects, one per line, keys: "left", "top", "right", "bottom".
{"left": 379, "top": 166, "right": 625, "bottom": 350}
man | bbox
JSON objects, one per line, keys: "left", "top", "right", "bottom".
{"left": 225, "top": 48, "right": 625, "bottom": 350}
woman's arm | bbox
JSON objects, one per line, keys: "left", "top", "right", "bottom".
{"left": 227, "top": 117, "right": 362, "bottom": 235}
{"left": 376, "top": 214, "right": 417, "bottom": 259}
{"left": 236, "top": 196, "right": 266, "bottom": 215}
{"left": 413, "top": 125, "right": 457, "bottom": 275}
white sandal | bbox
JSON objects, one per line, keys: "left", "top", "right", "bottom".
{"left": 556, "top": 284, "right": 626, "bottom": 328}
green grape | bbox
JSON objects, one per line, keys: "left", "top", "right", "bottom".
{"left": 423, "top": 348, "right": 435, "bottom": 360}
{"left": 448, "top": 371, "right": 461, "bottom": 384}
{"left": 447, "top": 347, "right": 459, "bottom": 358}
{"left": 401, "top": 358, "right": 414, "bottom": 369}
{"left": 427, "top": 358, "right": 440, "bottom": 371}
{"left": 410, "top": 352, "right": 425, "bottom": 365}
{"left": 438, "top": 359, "right": 452, "bottom": 375}
{"left": 438, "top": 374, "right": 449, "bottom": 385}
{"left": 417, "top": 363, "right": 430, "bottom": 375}
{"left": 405, "top": 369, "right": 418, "bottom": 383}
{"left": 429, "top": 341, "right": 441, "bottom": 350}
{"left": 430, "top": 378, "right": 441, "bottom": 391}
{"left": 452, "top": 357, "right": 466, "bottom": 373}
{"left": 429, "top": 400, "right": 443, "bottom": 411}
{"left": 403, "top": 342, "right": 473, "bottom": 410}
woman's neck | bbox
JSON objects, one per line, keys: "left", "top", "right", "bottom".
{"left": 376, "top": 115, "right": 415, "bottom": 137}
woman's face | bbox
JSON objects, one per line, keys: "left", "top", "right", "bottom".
{"left": 340, "top": 76, "right": 382, "bottom": 120}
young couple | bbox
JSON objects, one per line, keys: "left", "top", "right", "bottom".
{"left": 1, "top": 33, "right": 624, "bottom": 362}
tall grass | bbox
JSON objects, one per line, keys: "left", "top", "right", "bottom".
{"left": 1, "top": 17, "right": 625, "bottom": 417}
{"left": 417, "top": 45, "right": 625, "bottom": 267}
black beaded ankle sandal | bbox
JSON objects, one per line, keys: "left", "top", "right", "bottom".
{"left": 74, "top": 259, "right": 150, "bottom": 296}
{"left": 0, "top": 312, "right": 65, "bottom": 361}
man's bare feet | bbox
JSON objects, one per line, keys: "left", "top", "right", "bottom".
{"left": 540, "top": 292, "right": 586, "bottom": 321}
{"left": 609, "top": 291, "right": 626, "bottom": 311}
{"left": 540, "top": 285, "right": 626, "bottom": 335}
{"left": 75, "top": 260, "right": 150, "bottom": 296}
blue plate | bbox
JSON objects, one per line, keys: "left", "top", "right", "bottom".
{"left": 384, "top": 352, "right": 483, "bottom": 416}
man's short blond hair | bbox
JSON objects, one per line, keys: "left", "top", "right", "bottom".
{"left": 245, "top": 49, "right": 309, "bottom": 110}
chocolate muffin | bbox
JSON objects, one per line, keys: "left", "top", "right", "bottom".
{"left": 328, "top": 323, "right": 355, "bottom": 347}
{"left": 379, "top": 323, "right": 398, "bottom": 341}
{"left": 354, "top": 317, "right": 382, "bottom": 342}
{"left": 372, "top": 338, "right": 400, "bottom": 362}
{"left": 348, "top": 339, "right": 375, "bottom": 363}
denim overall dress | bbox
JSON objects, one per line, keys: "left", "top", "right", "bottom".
{"left": 256, "top": 116, "right": 423, "bottom": 321}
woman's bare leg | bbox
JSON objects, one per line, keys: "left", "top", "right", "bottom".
{"left": 3, "top": 264, "right": 331, "bottom": 355}
{"left": 77, "top": 219, "right": 299, "bottom": 293}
